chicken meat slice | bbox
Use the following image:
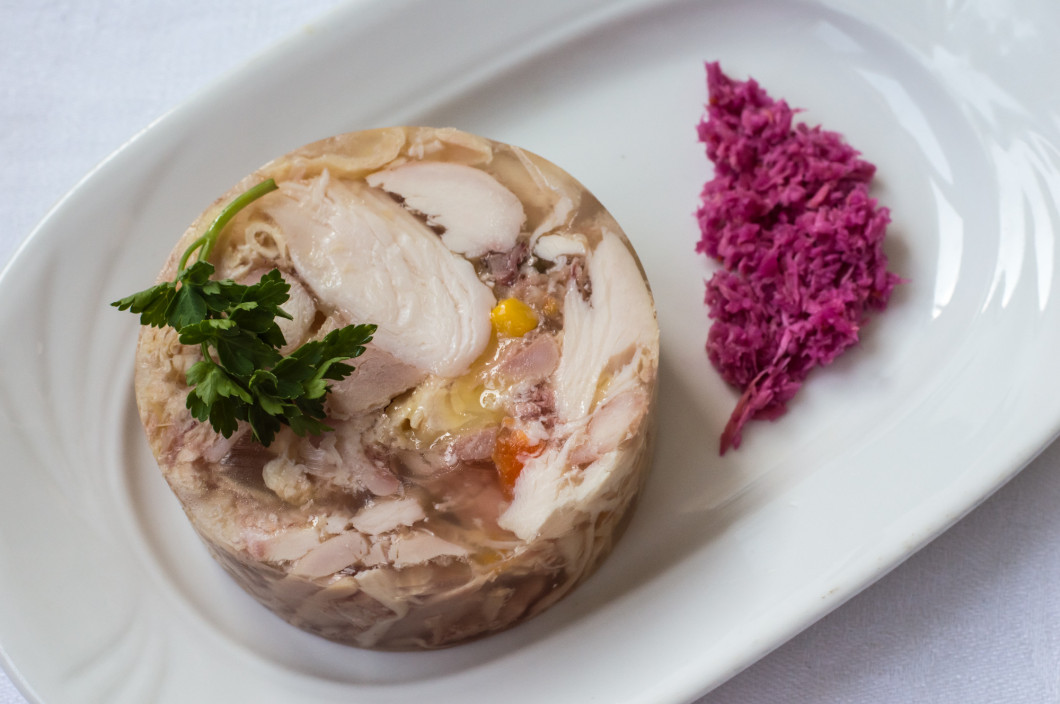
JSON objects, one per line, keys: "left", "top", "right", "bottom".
{"left": 552, "top": 229, "right": 658, "bottom": 422}
{"left": 500, "top": 229, "right": 658, "bottom": 541}
{"left": 264, "top": 170, "right": 495, "bottom": 378}
{"left": 366, "top": 161, "right": 525, "bottom": 258}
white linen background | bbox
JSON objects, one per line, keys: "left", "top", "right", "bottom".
{"left": 2, "top": 1, "right": 1058, "bottom": 702}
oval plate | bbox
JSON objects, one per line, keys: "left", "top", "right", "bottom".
{"left": 2, "top": 0, "right": 1060, "bottom": 702}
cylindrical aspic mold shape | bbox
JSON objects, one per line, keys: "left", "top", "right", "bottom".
{"left": 133, "top": 126, "right": 660, "bottom": 650}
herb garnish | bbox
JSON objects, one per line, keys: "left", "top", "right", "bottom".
{"left": 112, "top": 178, "right": 376, "bottom": 446}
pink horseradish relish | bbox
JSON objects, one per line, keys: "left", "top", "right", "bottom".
{"left": 696, "top": 62, "right": 902, "bottom": 454}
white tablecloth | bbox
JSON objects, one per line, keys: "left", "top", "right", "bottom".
{"left": 3, "top": 2, "right": 1058, "bottom": 702}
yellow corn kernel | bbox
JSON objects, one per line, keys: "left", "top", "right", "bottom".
{"left": 490, "top": 298, "right": 538, "bottom": 337}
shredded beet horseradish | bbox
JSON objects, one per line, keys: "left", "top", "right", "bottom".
{"left": 696, "top": 62, "right": 902, "bottom": 454}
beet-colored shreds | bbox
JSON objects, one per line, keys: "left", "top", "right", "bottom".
{"left": 696, "top": 62, "right": 902, "bottom": 454}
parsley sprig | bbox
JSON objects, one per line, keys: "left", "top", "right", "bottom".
{"left": 113, "top": 179, "right": 376, "bottom": 446}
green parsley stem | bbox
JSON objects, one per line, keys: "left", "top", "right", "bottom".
{"left": 177, "top": 178, "right": 279, "bottom": 274}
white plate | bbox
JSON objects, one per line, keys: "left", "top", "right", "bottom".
{"left": 3, "top": 0, "right": 1060, "bottom": 702}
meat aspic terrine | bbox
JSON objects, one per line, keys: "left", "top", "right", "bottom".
{"left": 134, "top": 126, "right": 660, "bottom": 649}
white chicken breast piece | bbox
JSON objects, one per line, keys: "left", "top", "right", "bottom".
{"left": 501, "top": 229, "right": 657, "bottom": 541}
{"left": 133, "top": 126, "right": 659, "bottom": 651}
{"left": 366, "top": 161, "right": 526, "bottom": 258}
{"left": 552, "top": 229, "right": 658, "bottom": 423}
{"left": 266, "top": 172, "right": 495, "bottom": 378}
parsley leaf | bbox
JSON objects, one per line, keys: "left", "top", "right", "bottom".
{"left": 112, "top": 179, "right": 376, "bottom": 446}
{"left": 111, "top": 281, "right": 177, "bottom": 328}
